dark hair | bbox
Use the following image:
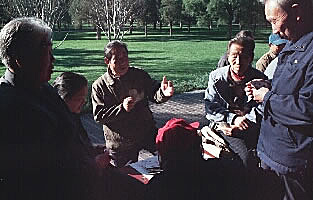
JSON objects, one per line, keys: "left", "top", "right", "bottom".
{"left": 104, "top": 40, "right": 128, "bottom": 60}
{"left": 52, "top": 72, "right": 88, "bottom": 101}
{"left": 235, "top": 30, "right": 254, "bottom": 39}
{"left": 227, "top": 36, "right": 255, "bottom": 56}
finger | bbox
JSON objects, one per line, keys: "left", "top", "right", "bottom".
{"left": 224, "top": 130, "right": 233, "bottom": 136}
{"left": 162, "top": 76, "right": 167, "bottom": 84}
{"left": 167, "top": 80, "right": 173, "bottom": 87}
{"left": 241, "top": 121, "right": 249, "bottom": 130}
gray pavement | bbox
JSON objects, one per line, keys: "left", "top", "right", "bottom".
{"left": 81, "top": 90, "right": 207, "bottom": 146}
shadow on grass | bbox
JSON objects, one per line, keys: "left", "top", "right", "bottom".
{"left": 53, "top": 26, "right": 271, "bottom": 44}
{"left": 53, "top": 48, "right": 103, "bottom": 67}
{"left": 53, "top": 48, "right": 168, "bottom": 68}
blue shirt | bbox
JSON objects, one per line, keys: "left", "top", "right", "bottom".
{"left": 257, "top": 31, "right": 313, "bottom": 174}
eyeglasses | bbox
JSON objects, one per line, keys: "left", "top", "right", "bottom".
{"left": 269, "top": 12, "right": 288, "bottom": 28}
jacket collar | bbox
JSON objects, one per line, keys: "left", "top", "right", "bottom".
{"left": 1, "top": 68, "right": 46, "bottom": 92}
{"left": 103, "top": 70, "right": 115, "bottom": 86}
{"left": 282, "top": 31, "right": 313, "bottom": 53}
{"left": 2, "top": 68, "right": 16, "bottom": 86}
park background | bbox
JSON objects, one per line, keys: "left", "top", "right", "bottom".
{"left": 0, "top": 0, "right": 272, "bottom": 112}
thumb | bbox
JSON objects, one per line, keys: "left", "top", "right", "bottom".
{"left": 162, "top": 76, "right": 167, "bottom": 84}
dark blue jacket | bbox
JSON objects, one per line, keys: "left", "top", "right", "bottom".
{"left": 257, "top": 31, "right": 313, "bottom": 174}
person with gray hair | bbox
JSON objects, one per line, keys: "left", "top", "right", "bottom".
{"left": 92, "top": 40, "right": 174, "bottom": 168}
{"left": 245, "top": 0, "right": 313, "bottom": 199}
{"left": 0, "top": 17, "right": 99, "bottom": 200}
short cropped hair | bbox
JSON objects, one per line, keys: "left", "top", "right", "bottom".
{"left": 235, "top": 30, "right": 254, "bottom": 39}
{"left": 0, "top": 17, "right": 52, "bottom": 69}
{"left": 52, "top": 72, "right": 88, "bottom": 101}
{"left": 104, "top": 40, "right": 128, "bottom": 60}
{"left": 227, "top": 36, "right": 255, "bottom": 56}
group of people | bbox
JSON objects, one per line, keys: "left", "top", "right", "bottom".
{"left": 0, "top": 17, "right": 173, "bottom": 200}
{"left": 0, "top": 0, "right": 313, "bottom": 199}
{"left": 207, "top": 0, "right": 313, "bottom": 199}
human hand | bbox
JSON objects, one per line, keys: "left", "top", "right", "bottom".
{"left": 233, "top": 116, "right": 251, "bottom": 130}
{"left": 95, "top": 150, "right": 111, "bottom": 169}
{"left": 123, "top": 97, "right": 136, "bottom": 112}
{"left": 161, "top": 76, "right": 174, "bottom": 97}
{"left": 245, "top": 79, "right": 270, "bottom": 103}
{"left": 218, "top": 125, "right": 241, "bottom": 136}
{"left": 252, "top": 87, "right": 269, "bottom": 103}
{"left": 249, "top": 79, "right": 271, "bottom": 89}
{"left": 244, "top": 82, "right": 255, "bottom": 99}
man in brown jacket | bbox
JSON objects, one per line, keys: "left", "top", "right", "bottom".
{"left": 92, "top": 40, "right": 174, "bottom": 167}
{"left": 256, "top": 33, "right": 288, "bottom": 72}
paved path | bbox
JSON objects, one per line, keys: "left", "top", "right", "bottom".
{"left": 81, "top": 90, "right": 207, "bottom": 147}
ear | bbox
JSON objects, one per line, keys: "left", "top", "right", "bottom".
{"left": 250, "top": 53, "right": 254, "bottom": 64}
{"left": 13, "top": 59, "right": 23, "bottom": 71}
{"left": 104, "top": 57, "right": 110, "bottom": 65}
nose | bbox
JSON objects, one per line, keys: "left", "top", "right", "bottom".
{"left": 271, "top": 24, "right": 279, "bottom": 34}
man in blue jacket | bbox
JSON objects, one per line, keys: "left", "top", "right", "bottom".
{"left": 246, "top": 0, "right": 313, "bottom": 199}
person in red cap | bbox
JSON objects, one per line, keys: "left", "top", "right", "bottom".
{"left": 145, "top": 118, "right": 249, "bottom": 200}
{"left": 155, "top": 118, "right": 201, "bottom": 169}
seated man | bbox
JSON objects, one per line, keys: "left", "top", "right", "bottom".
{"left": 91, "top": 40, "right": 174, "bottom": 168}
{"left": 217, "top": 30, "right": 254, "bottom": 69}
{"left": 205, "top": 36, "right": 267, "bottom": 169}
{"left": 145, "top": 118, "right": 249, "bottom": 200}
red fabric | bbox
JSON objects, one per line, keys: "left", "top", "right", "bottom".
{"left": 230, "top": 68, "right": 246, "bottom": 81}
{"left": 156, "top": 118, "right": 200, "bottom": 157}
{"left": 119, "top": 166, "right": 150, "bottom": 184}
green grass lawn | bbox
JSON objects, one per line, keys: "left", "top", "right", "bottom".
{"left": 0, "top": 26, "right": 271, "bottom": 112}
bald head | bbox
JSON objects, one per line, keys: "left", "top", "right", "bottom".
{"left": 264, "top": 0, "right": 313, "bottom": 42}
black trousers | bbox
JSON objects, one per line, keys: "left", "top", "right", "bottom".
{"left": 250, "top": 161, "right": 313, "bottom": 200}
{"left": 218, "top": 124, "right": 260, "bottom": 169}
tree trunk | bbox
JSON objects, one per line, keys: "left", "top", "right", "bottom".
{"left": 228, "top": 17, "right": 233, "bottom": 39}
{"left": 145, "top": 22, "right": 148, "bottom": 37}
{"left": 130, "top": 20, "right": 133, "bottom": 35}
{"left": 170, "top": 21, "right": 173, "bottom": 36}
{"left": 188, "top": 21, "right": 191, "bottom": 33}
{"left": 153, "top": 21, "right": 157, "bottom": 30}
{"left": 57, "top": 21, "right": 61, "bottom": 32}
{"left": 96, "top": 26, "right": 101, "bottom": 40}
{"left": 79, "top": 19, "right": 82, "bottom": 30}
{"left": 180, "top": 21, "right": 182, "bottom": 30}
{"left": 159, "top": 21, "right": 162, "bottom": 31}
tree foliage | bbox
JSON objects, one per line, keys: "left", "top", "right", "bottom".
{"left": 206, "top": 0, "right": 265, "bottom": 39}
{"left": 182, "top": 0, "right": 208, "bottom": 30}
{"left": 161, "top": 0, "right": 183, "bottom": 36}
{"left": 76, "top": 0, "right": 140, "bottom": 41}
{"left": 136, "top": 0, "right": 159, "bottom": 36}
{"left": 0, "top": 0, "right": 73, "bottom": 27}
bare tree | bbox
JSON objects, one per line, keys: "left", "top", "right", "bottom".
{"left": 1, "top": 0, "right": 73, "bottom": 28}
{"left": 82, "top": 0, "right": 140, "bottom": 41}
